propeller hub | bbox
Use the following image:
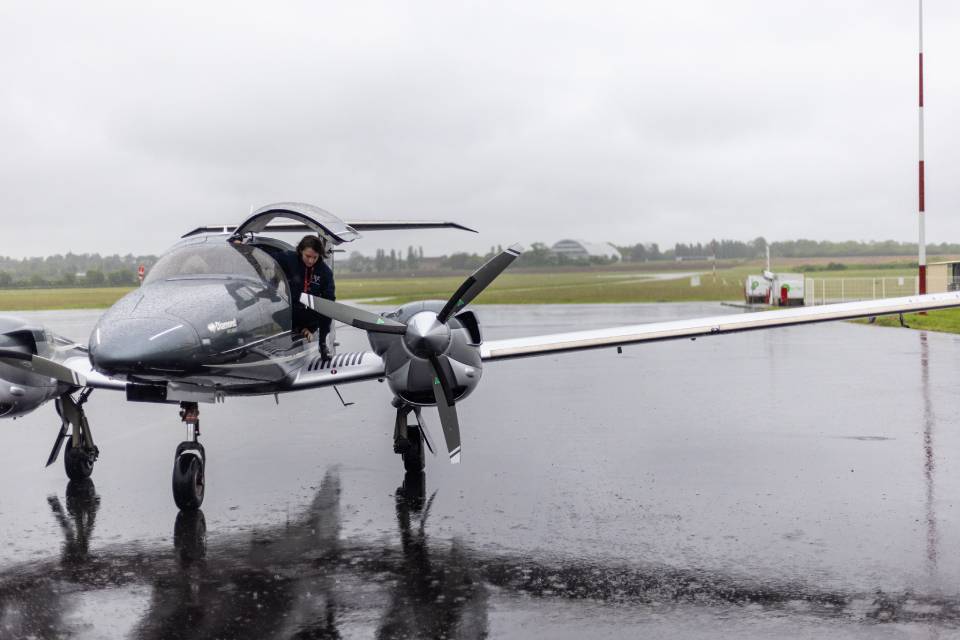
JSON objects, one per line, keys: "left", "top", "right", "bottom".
{"left": 403, "top": 311, "right": 452, "bottom": 359}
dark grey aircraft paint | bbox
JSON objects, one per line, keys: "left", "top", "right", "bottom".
{"left": 89, "top": 237, "right": 295, "bottom": 385}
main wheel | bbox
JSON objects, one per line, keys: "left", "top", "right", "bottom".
{"left": 64, "top": 438, "right": 94, "bottom": 481}
{"left": 172, "top": 452, "right": 205, "bottom": 510}
{"left": 402, "top": 426, "right": 425, "bottom": 472}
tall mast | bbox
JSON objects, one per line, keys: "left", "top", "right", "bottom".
{"left": 918, "top": 0, "right": 927, "bottom": 293}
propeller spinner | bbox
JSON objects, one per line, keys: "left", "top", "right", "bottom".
{"left": 302, "top": 244, "right": 523, "bottom": 463}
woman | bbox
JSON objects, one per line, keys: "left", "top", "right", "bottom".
{"left": 287, "top": 235, "right": 335, "bottom": 358}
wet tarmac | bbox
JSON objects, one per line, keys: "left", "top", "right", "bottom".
{"left": 1, "top": 303, "right": 959, "bottom": 639}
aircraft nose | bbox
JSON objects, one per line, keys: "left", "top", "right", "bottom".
{"left": 89, "top": 317, "right": 201, "bottom": 373}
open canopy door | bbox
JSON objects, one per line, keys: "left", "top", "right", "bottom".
{"left": 181, "top": 202, "right": 477, "bottom": 243}
{"left": 231, "top": 202, "right": 361, "bottom": 245}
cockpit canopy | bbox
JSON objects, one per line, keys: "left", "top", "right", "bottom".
{"left": 145, "top": 238, "right": 288, "bottom": 298}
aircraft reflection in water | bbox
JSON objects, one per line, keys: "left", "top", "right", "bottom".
{"left": 0, "top": 472, "right": 488, "bottom": 639}
{"left": 2, "top": 473, "right": 959, "bottom": 638}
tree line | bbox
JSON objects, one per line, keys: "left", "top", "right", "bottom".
{"left": 614, "top": 238, "right": 960, "bottom": 262}
{"left": 1, "top": 239, "right": 957, "bottom": 286}
{"left": 0, "top": 253, "right": 156, "bottom": 288}
{"left": 344, "top": 238, "right": 960, "bottom": 272}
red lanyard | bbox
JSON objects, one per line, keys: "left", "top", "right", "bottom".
{"left": 303, "top": 266, "right": 313, "bottom": 293}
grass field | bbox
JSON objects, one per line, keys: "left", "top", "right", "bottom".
{"left": 0, "top": 287, "right": 136, "bottom": 311}
{"left": 853, "top": 308, "right": 960, "bottom": 333}
{"left": 1, "top": 263, "right": 956, "bottom": 335}
{"left": 0, "top": 264, "right": 928, "bottom": 311}
{"left": 0, "top": 270, "right": 752, "bottom": 311}
{"left": 340, "top": 269, "right": 754, "bottom": 305}
{"left": 803, "top": 268, "right": 916, "bottom": 279}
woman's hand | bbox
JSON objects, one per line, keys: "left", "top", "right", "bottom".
{"left": 301, "top": 328, "right": 314, "bottom": 341}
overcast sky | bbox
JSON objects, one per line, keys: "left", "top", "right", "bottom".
{"left": 2, "top": 1, "right": 959, "bottom": 258}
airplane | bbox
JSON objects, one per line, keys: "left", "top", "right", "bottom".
{"left": 3, "top": 201, "right": 960, "bottom": 511}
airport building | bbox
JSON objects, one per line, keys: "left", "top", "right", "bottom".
{"left": 551, "top": 239, "right": 621, "bottom": 261}
{"left": 925, "top": 260, "right": 960, "bottom": 292}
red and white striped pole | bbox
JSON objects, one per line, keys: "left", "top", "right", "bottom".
{"left": 918, "top": 0, "right": 927, "bottom": 294}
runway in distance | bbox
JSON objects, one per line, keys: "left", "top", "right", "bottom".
{"left": 2, "top": 202, "right": 960, "bottom": 511}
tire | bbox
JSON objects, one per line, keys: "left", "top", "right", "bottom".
{"left": 398, "top": 471, "right": 426, "bottom": 507}
{"left": 64, "top": 438, "right": 94, "bottom": 481}
{"left": 402, "top": 426, "right": 425, "bottom": 472}
{"left": 172, "top": 452, "right": 205, "bottom": 510}
{"left": 174, "top": 509, "right": 207, "bottom": 563}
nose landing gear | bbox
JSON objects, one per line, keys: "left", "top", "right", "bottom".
{"left": 172, "top": 402, "right": 205, "bottom": 511}
{"left": 393, "top": 402, "right": 433, "bottom": 473}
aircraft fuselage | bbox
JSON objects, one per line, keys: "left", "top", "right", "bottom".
{"left": 88, "top": 237, "right": 301, "bottom": 389}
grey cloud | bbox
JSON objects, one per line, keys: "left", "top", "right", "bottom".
{"left": 1, "top": 1, "right": 959, "bottom": 258}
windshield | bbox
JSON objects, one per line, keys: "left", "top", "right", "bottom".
{"left": 145, "top": 242, "right": 286, "bottom": 295}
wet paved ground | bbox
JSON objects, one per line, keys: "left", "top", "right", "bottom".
{"left": 1, "top": 303, "right": 959, "bottom": 639}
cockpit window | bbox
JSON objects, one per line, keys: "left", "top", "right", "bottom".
{"left": 145, "top": 243, "right": 286, "bottom": 295}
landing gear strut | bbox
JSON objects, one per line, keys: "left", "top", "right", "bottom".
{"left": 172, "top": 401, "right": 205, "bottom": 511}
{"left": 393, "top": 402, "right": 432, "bottom": 472}
{"left": 48, "top": 389, "right": 99, "bottom": 481}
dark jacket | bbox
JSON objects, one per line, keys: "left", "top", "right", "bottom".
{"left": 282, "top": 252, "right": 335, "bottom": 337}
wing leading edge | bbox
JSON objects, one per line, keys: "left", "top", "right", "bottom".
{"left": 480, "top": 292, "right": 960, "bottom": 361}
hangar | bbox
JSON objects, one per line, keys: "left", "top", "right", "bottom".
{"left": 551, "top": 239, "right": 621, "bottom": 261}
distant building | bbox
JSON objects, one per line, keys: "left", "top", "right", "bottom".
{"left": 551, "top": 239, "right": 621, "bottom": 261}
{"left": 927, "top": 259, "right": 960, "bottom": 292}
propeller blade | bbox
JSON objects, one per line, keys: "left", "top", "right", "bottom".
{"left": 437, "top": 244, "right": 523, "bottom": 323}
{"left": 300, "top": 293, "right": 407, "bottom": 335}
{"left": 428, "top": 355, "right": 461, "bottom": 464}
{"left": 0, "top": 349, "right": 87, "bottom": 386}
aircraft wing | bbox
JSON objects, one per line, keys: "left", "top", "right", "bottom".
{"left": 0, "top": 348, "right": 126, "bottom": 390}
{"left": 345, "top": 220, "right": 477, "bottom": 233}
{"left": 480, "top": 291, "right": 960, "bottom": 361}
{"left": 2, "top": 345, "right": 384, "bottom": 396}
{"left": 285, "top": 350, "right": 386, "bottom": 391}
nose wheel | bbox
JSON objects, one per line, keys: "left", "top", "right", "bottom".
{"left": 172, "top": 402, "right": 205, "bottom": 511}
{"left": 393, "top": 402, "right": 432, "bottom": 472}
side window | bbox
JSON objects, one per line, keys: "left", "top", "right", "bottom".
{"left": 249, "top": 246, "right": 290, "bottom": 302}
{"left": 274, "top": 270, "right": 290, "bottom": 302}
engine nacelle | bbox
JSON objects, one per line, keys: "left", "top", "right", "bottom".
{"left": 0, "top": 317, "right": 63, "bottom": 418}
{"left": 368, "top": 301, "right": 483, "bottom": 407}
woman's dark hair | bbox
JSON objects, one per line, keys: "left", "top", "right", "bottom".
{"left": 296, "top": 235, "right": 325, "bottom": 256}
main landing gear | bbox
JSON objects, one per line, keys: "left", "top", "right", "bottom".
{"left": 393, "top": 401, "right": 432, "bottom": 473}
{"left": 172, "top": 401, "right": 206, "bottom": 511}
{"left": 48, "top": 389, "right": 99, "bottom": 481}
